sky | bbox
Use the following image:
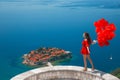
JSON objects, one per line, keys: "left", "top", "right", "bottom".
{"left": 0, "top": 0, "right": 120, "bottom": 9}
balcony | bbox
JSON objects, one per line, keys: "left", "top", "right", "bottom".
{"left": 11, "top": 66, "right": 120, "bottom": 80}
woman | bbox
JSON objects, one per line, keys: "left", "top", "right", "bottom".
{"left": 81, "top": 32, "right": 95, "bottom": 71}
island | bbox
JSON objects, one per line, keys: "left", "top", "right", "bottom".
{"left": 22, "top": 47, "right": 72, "bottom": 66}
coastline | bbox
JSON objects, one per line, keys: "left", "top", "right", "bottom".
{"left": 111, "top": 68, "right": 120, "bottom": 79}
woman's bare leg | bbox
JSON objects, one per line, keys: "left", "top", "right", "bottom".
{"left": 87, "top": 55, "right": 94, "bottom": 70}
{"left": 83, "top": 55, "right": 87, "bottom": 71}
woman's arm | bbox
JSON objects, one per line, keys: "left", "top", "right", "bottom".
{"left": 92, "top": 40, "right": 97, "bottom": 45}
{"left": 87, "top": 47, "right": 90, "bottom": 53}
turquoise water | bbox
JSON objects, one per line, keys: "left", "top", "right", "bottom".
{"left": 0, "top": 0, "right": 120, "bottom": 80}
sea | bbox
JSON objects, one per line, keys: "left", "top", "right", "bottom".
{"left": 0, "top": 0, "right": 120, "bottom": 80}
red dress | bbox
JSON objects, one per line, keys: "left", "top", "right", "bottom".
{"left": 81, "top": 39, "right": 90, "bottom": 55}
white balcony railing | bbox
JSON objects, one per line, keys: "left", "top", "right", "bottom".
{"left": 11, "top": 66, "right": 120, "bottom": 80}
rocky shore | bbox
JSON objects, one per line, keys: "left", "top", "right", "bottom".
{"left": 22, "top": 47, "right": 72, "bottom": 66}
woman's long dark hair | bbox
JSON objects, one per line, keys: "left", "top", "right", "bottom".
{"left": 84, "top": 33, "right": 92, "bottom": 45}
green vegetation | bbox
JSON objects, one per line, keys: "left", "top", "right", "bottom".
{"left": 111, "top": 68, "right": 120, "bottom": 79}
